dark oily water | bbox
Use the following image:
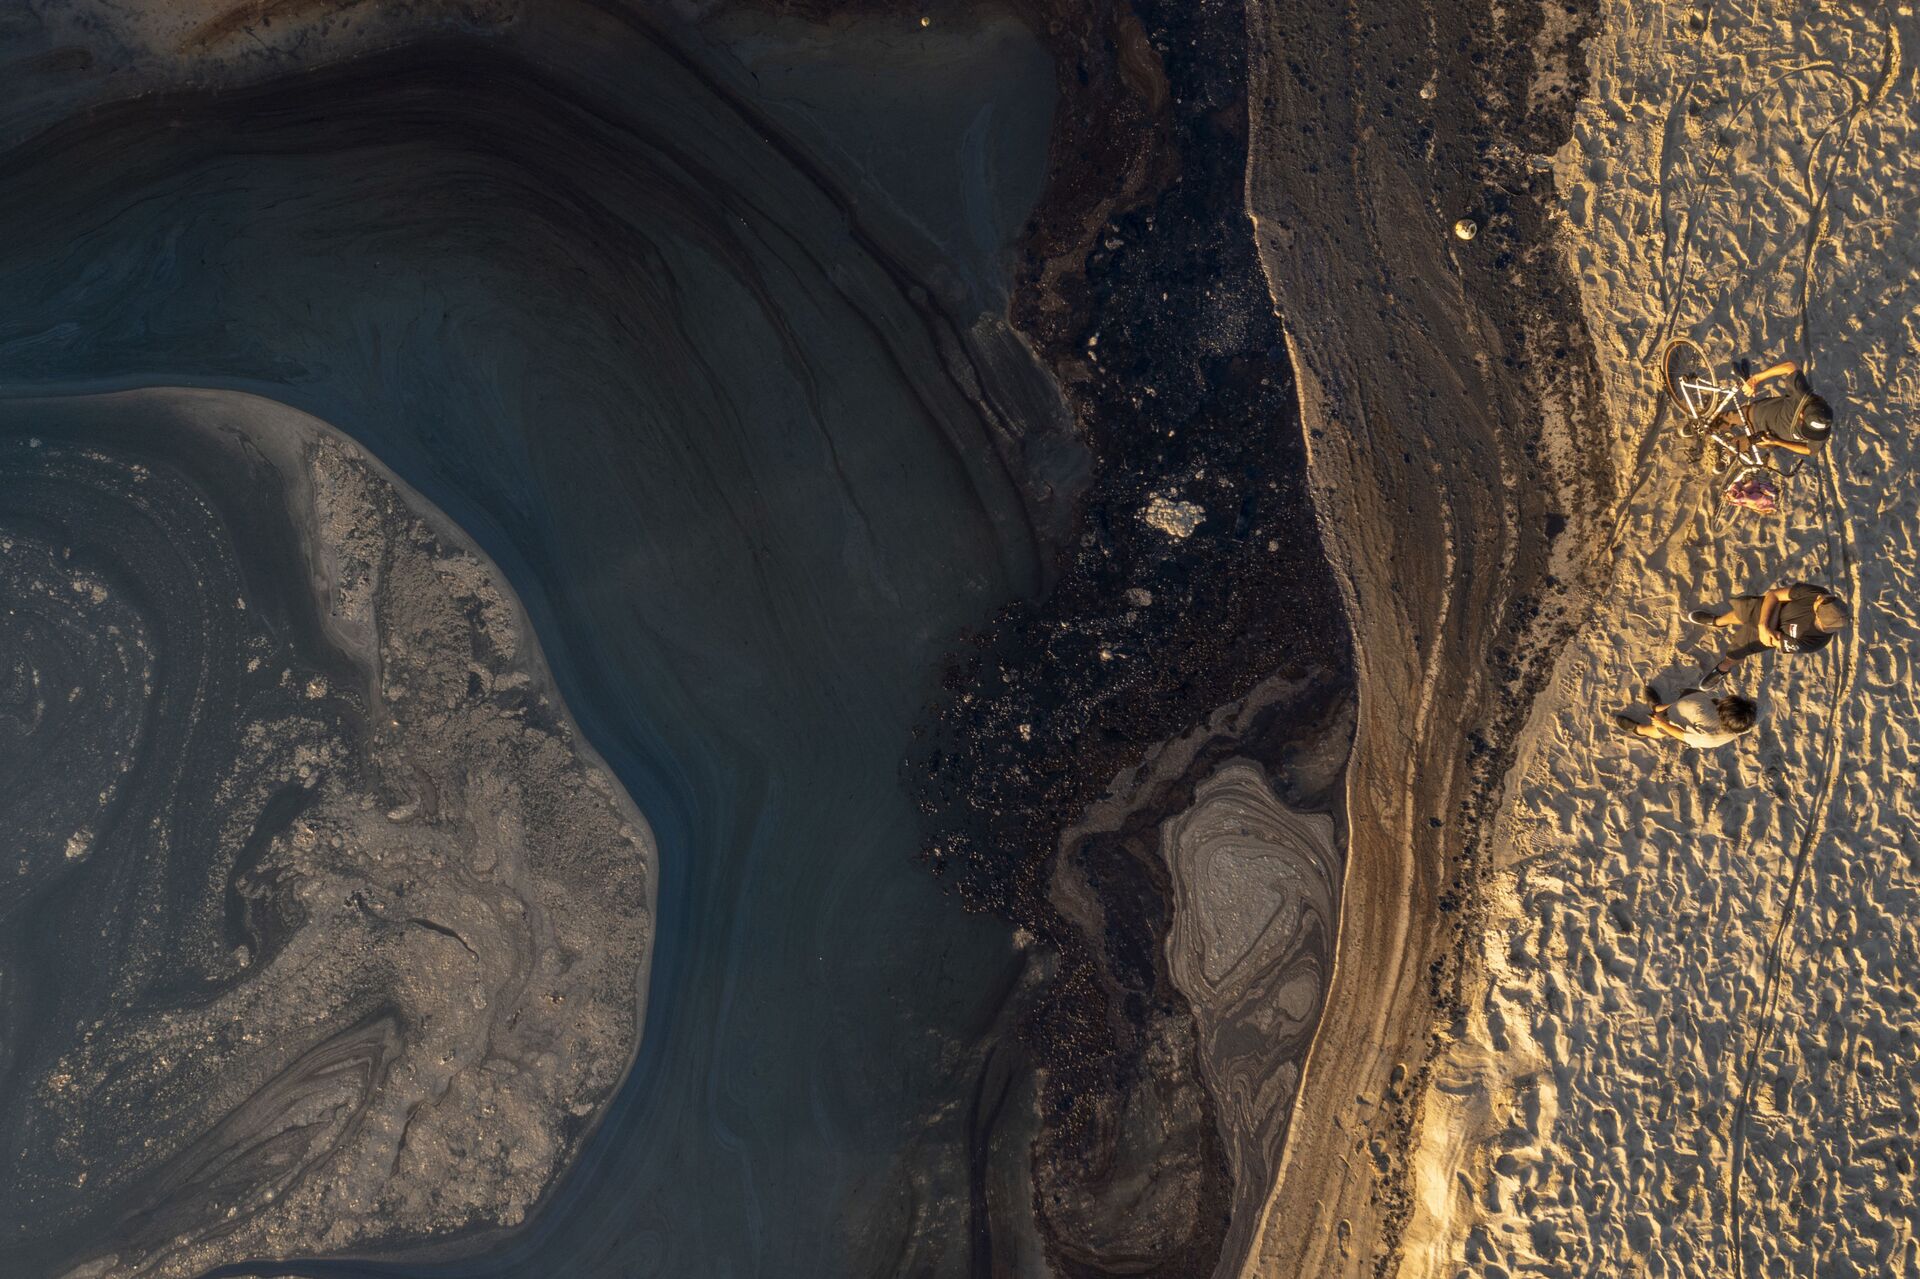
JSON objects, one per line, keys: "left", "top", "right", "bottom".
{"left": 0, "top": 8, "right": 1070, "bottom": 1278}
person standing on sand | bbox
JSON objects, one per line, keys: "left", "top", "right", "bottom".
{"left": 1735, "top": 357, "right": 1835, "bottom": 457}
{"left": 1615, "top": 686, "right": 1757, "bottom": 749}
{"left": 1689, "top": 581, "right": 1850, "bottom": 685}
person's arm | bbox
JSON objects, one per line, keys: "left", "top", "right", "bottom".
{"left": 1756, "top": 585, "right": 1795, "bottom": 646}
{"left": 1755, "top": 435, "right": 1813, "bottom": 455}
{"left": 1743, "top": 358, "right": 1800, "bottom": 395}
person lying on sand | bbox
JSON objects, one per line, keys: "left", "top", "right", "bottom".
{"left": 1691, "top": 582, "right": 1849, "bottom": 686}
{"left": 1615, "top": 686, "right": 1757, "bottom": 749}
{"left": 1734, "top": 357, "right": 1834, "bottom": 457}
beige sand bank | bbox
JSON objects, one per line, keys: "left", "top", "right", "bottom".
{"left": 1405, "top": 5, "right": 1920, "bottom": 1275}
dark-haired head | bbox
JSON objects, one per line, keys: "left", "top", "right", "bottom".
{"left": 1801, "top": 395, "right": 1834, "bottom": 441}
{"left": 1716, "top": 696, "right": 1758, "bottom": 733}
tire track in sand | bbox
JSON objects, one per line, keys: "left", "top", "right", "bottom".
{"left": 1726, "top": 423, "right": 1863, "bottom": 1279}
{"left": 1721, "top": 17, "right": 1893, "bottom": 1267}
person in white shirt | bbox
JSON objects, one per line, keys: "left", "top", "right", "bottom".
{"left": 1615, "top": 684, "right": 1756, "bottom": 749}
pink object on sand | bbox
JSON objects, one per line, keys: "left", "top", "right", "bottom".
{"left": 1725, "top": 475, "right": 1779, "bottom": 513}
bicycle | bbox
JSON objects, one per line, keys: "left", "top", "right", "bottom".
{"left": 1661, "top": 338, "right": 1805, "bottom": 514}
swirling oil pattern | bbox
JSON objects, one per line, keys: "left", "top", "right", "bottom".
{"left": 0, "top": 392, "right": 654, "bottom": 1279}
{"left": 1161, "top": 761, "right": 1340, "bottom": 1264}
{"left": 0, "top": 4, "right": 1071, "bottom": 1277}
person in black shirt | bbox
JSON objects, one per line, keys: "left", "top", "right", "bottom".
{"left": 1738, "top": 358, "right": 1833, "bottom": 456}
{"left": 1690, "top": 581, "right": 1849, "bottom": 685}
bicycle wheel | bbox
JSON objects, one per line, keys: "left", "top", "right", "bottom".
{"left": 1661, "top": 338, "right": 1712, "bottom": 429}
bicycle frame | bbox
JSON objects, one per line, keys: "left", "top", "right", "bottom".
{"left": 1672, "top": 374, "right": 1741, "bottom": 426}
{"left": 1674, "top": 374, "right": 1804, "bottom": 479}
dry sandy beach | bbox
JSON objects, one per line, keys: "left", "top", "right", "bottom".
{"left": 1403, "top": 3, "right": 1920, "bottom": 1275}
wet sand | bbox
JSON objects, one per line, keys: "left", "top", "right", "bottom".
{"left": 1242, "top": 0, "right": 1613, "bottom": 1272}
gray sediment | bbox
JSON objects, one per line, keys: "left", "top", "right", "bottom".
{"left": 0, "top": 389, "right": 653, "bottom": 1277}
